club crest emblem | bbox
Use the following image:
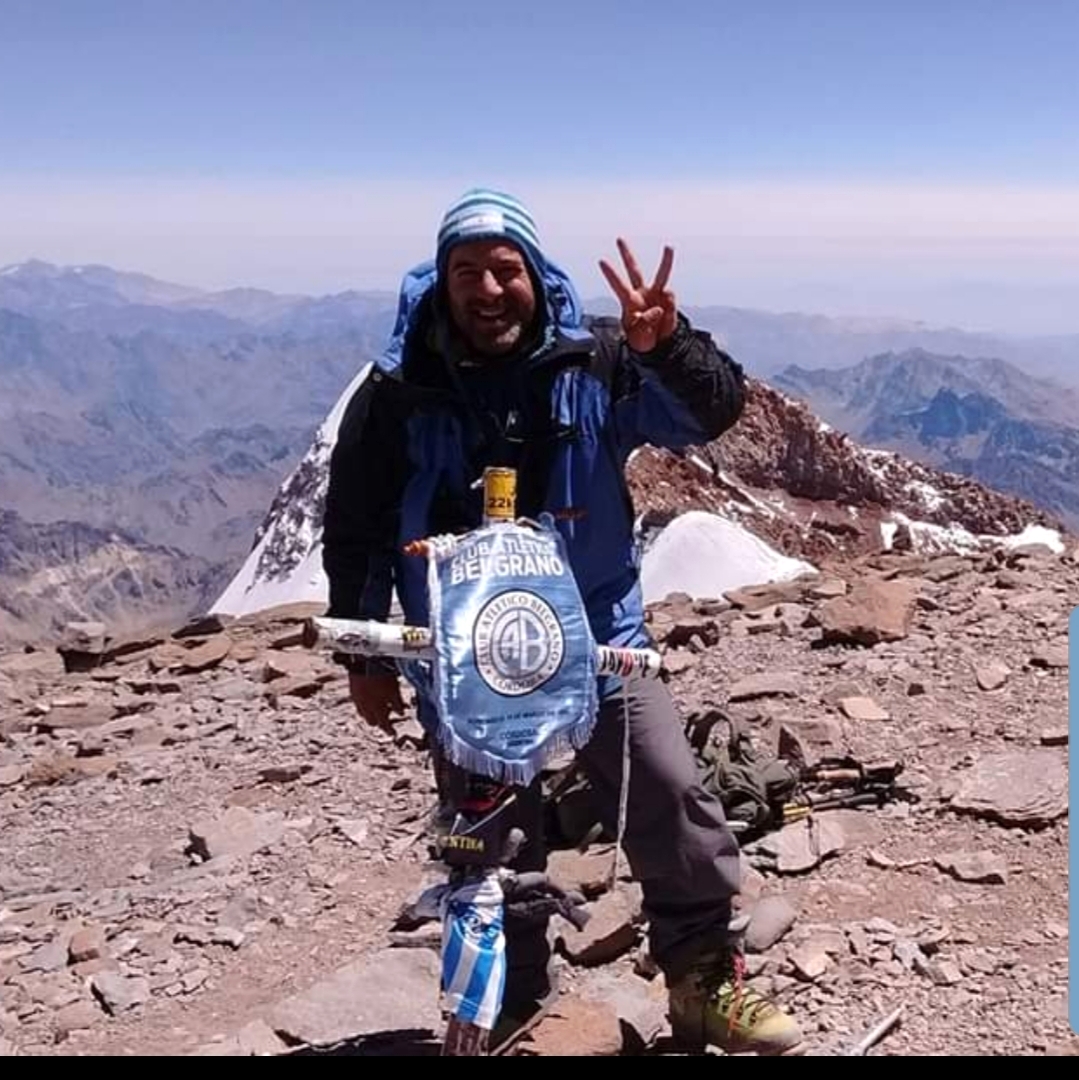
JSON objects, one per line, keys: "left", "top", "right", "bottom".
{"left": 473, "top": 590, "right": 564, "bottom": 696}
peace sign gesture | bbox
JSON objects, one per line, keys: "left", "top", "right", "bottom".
{"left": 599, "top": 238, "right": 678, "bottom": 353}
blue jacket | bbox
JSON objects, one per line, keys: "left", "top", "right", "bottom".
{"left": 321, "top": 254, "right": 746, "bottom": 710}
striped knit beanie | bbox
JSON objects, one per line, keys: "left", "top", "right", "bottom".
{"left": 435, "top": 188, "right": 545, "bottom": 282}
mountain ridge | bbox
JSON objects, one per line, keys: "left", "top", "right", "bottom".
{"left": 4, "top": 258, "right": 1076, "bottom": 378}
{"left": 2, "top": 258, "right": 1074, "bottom": 643}
{"left": 773, "top": 350, "right": 1079, "bottom": 531}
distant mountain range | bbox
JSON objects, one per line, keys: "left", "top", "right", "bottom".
{"left": 4, "top": 258, "right": 1075, "bottom": 380}
{"left": 773, "top": 349, "right": 1079, "bottom": 531}
{"left": 1, "top": 257, "right": 1075, "bottom": 640}
{"left": 581, "top": 293, "right": 1079, "bottom": 386}
{"left": 0, "top": 262, "right": 397, "bottom": 558}
{"left": 0, "top": 259, "right": 398, "bottom": 341}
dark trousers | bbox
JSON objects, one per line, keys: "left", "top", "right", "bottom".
{"left": 432, "top": 676, "right": 742, "bottom": 1006}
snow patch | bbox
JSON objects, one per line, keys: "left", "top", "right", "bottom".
{"left": 904, "top": 478, "right": 945, "bottom": 512}
{"left": 689, "top": 453, "right": 713, "bottom": 476}
{"left": 212, "top": 534, "right": 328, "bottom": 617}
{"left": 640, "top": 510, "right": 817, "bottom": 604}
{"left": 1001, "top": 523, "right": 1065, "bottom": 554}
{"left": 890, "top": 513, "right": 985, "bottom": 555}
{"left": 882, "top": 512, "right": 1065, "bottom": 558}
{"left": 210, "top": 362, "right": 373, "bottom": 617}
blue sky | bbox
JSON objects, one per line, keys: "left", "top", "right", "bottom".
{"left": 1, "top": 1, "right": 1076, "bottom": 331}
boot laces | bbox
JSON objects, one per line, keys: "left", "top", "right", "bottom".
{"left": 700, "top": 951, "right": 773, "bottom": 1035}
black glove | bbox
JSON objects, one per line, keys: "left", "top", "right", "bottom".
{"left": 502, "top": 871, "right": 590, "bottom": 930}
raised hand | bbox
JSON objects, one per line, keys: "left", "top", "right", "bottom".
{"left": 599, "top": 238, "right": 678, "bottom": 353}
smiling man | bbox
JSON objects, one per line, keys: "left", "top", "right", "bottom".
{"left": 442, "top": 239, "right": 536, "bottom": 354}
{"left": 321, "top": 188, "right": 803, "bottom": 1055}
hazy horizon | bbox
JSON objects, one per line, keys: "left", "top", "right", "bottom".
{"left": 2, "top": 188, "right": 1076, "bottom": 340}
{"left": 3, "top": 3, "right": 1077, "bottom": 336}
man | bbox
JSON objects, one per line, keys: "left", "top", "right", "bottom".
{"left": 321, "top": 189, "right": 803, "bottom": 1055}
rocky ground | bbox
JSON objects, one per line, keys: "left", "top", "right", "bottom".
{"left": 0, "top": 540, "right": 1076, "bottom": 1057}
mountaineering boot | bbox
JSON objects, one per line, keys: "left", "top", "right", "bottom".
{"left": 667, "top": 947, "right": 805, "bottom": 1056}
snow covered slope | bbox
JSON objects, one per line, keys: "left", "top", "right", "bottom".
{"left": 210, "top": 362, "right": 372, "bottom": 618}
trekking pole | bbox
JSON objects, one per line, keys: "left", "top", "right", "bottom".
{"left": 842, "top": 1004, "right": 904, "bottom": 1056}
{"left": 782, "top": 791, "right": 884, "bottom": 823}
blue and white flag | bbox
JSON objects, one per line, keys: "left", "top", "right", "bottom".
{"left": 425, "top": 516, "right": 598, "bottom": 785}
{"left": 439, "top": 872, "right": 507, "bottom": 1031}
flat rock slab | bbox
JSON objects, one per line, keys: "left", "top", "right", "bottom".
{"left": 935, "top": 851, "right": 1008, "bottom": 884}
{"left": 53, "top": 1000, "right": 102, "bottom": 1036}
{"left": 0, "top": 765, "right": 23, "bottom": 787}
{"left": 1031, "top": 643, "right": 1068, "bottom": 669}
{"left": 518, "top": 998, "right": 624, "bottom": 1056}
{"left": 262, "top": 652, "right": 321, "bottom": 681}
{"left": 725, "top": 580, "right": 814, "bottom": 611}
{"left": 188, "top": 806, "right": 287, "bottom": 861}
{"left": 36, "top": 705, "right": 116, "bottom": 732}
{"left": 817, "top": 580, "right": 917, "bottom": 646}
{"left": 91, "top": 971, "right": 151, "bottom": 1014}
{"left": 22, "top": 934, "right": 71, "bottom": 973}
{"left": 789, "top": 942, "right": 833, "bottom": 981}
{"left": 0, "top": 650, "right": 65, "bottom": 678}
{"left": 547, "top": 847, "right": 617, "bottom": 899}
{"left": 191, "top": 1020, "right": 291, "bottom": 1057}
{"left": 838, "top": 696, "right": 890, "bottom": 721}
{"left": 950, "top": 750, "right": 1067, "bottom": 827}
{"left": 975, "top": 662, "right": 1011, "bottom": 691}
{"left": 267, "top": 948, "right": 443, "bottom": 1047}
{"left": 754, "top": 816, "right": 846, "bottom": 874}
{"left": 728, "top": 672, "right": 801, "bottom": 702}
{"left": 559, "top": 887, "right": 643, "bottom": 966}
{"left": 574, "top": 969, "right": 669, "bottom": 1051}
{"left": 778, "top": 718, "right": 843, "bottom": 754}
{"left": 172, "top": 634, "right": 232, "bottom": 673}
{"left": 809, "top": 579, "right": 848, "bottom": 599}
{"left": 69, "top": 925, "right": 107, "bottom": 963}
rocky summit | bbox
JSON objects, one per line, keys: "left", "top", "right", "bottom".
{"left": 0, "top": 533, "right": 1075, "bottom": 1057}
{"left": 2, "top": 299, "right": 1077, "bottom": 1057}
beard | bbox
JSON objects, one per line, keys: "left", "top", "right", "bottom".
{"left": 451, "top": 296, "right": 539, "bottom": 358}
{"left": 459, "top": 310, "right": 525, "bottom": 355}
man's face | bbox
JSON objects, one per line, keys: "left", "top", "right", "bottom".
{"left": 444, "top": 240, "right": 538, "bottom": 357}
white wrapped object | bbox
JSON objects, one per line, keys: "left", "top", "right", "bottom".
{"left": 303, "top": 616, "right": 434, "bottom": 659}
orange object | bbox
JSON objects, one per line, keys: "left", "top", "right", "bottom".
{"left": 482, "top": 467, "right": 516, "bottom": 523}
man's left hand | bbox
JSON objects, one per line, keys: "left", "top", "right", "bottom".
{"left": 599, "top": 238, "right": 678, "bottom": 353}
